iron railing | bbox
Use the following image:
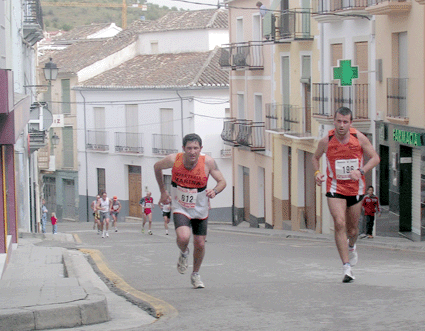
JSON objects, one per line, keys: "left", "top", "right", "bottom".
{"left": 312, "top": 83, "right": 369, "bottom": 119}
{"left": 236, "top": 121, "right": 265, "bottom": 151}
{"left": 115, "top": 132, "right": 144, "bottom": 154}
{"left": 87, "top": 130, "right": 109, "bottom": 151}
{"left": 367, "top": 0, "right": 408, "bottom": 5}
{"left": 387, "top": 78, "right": 408, "bottom": 118}
{"left": 219, "top": 42, "right": 264, "bottom": 70}
{"left": 313, "top": 0, "right": 368, "bottom": 13}
{"left": 152, "top": 134, "right": 178, "bottom": 155}
{"left": 268, "top": 9, "right": 313, "bottom": 40}
{"left": 23, "top": 0, "right": 44, "bottom": 45}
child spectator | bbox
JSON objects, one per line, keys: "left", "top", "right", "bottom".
{"left": 51, "top": 212, "right": 58, "bottom": 234}
{"left": 361, "top": 186, "right": 381, "bottom": 239}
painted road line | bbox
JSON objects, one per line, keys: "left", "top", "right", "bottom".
{"left": 80, "top": 248, "right": 178, "bottom": 319}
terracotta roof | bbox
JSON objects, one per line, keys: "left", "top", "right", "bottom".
{"left": 52, "top": 23, "right": 115, "bottom": 41}
{"left": 38, "top": 9, "right": 228, "bottom": 76}
{"left": 38, "top": 28, "right": 139, "bottom": 74}
{"left": 78, "top": 47, "right": 228, "bottom": 89}
{"left": 127, "top": 9, "right": 228, "bottom": 33}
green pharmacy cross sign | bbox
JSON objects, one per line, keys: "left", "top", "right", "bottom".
{"left": 333, "top": 59, "right": 359, "bottom": 87}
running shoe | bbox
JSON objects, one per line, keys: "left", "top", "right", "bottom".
{"left": 359, "top": 233, "right": 367, "bottom": 239}
{"left": 367, "top": 235, "right": 373, "bottom": 239}
{"left": 191, "top": 273, "right": 205, "bottom": 289}
{"left": 115, "top": 228, "right": 118, "bottom": 232}
{"left": 348, "top": 241, "right": 358, "bottom": 266}
{"left": 177, "top": 249, "right": 189, "bottom": 274}
{"left": 106, "top": 232, "right": 109, "bottom": 238}
{"left": 141, "top": 228, "right": 145, "bottom": 233}
{"left": 102, "top": 232, "right": 105, "bottom": 238}
{"left": 342, "top": 264, "right": 355, "bottom": 283}
{"left": 148, "top": 230, "right": 153, "bottom": 235}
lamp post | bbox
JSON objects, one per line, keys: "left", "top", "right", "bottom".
{"left": 51, "top": 132, "right": 60, "bottom": 147}
{"left": 43, "top": 58, "right": 59, "bottom": 82}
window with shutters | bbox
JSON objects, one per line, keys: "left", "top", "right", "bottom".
{"left": 97, "top": 168, "right": 106, "bottom": 195}
{"left": 61, "top": 79, "right": 71, "bottom": 114}
{"left": 355, "top": 41, "right": 369, "bottom": 118}
{"left": 62, "top": 126, "right": 74, "bottom": 168}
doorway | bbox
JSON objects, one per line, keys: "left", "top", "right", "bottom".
{"left": 304, "top": 152, "right": 316, "bottom": 230}
{"left": 128, "top": 165, "right": 142, "bottom": 218}
{"left": 399, "top": 145, "right": 412, "bottom": 232}
{"left": 63, "top": 179, "right": 75, "bottom": 220}
{"left": 379, "top": 145, "right": 390, "bottom": 205}
{"left": 243, "top": 167, "right": 250, "bottom": 222}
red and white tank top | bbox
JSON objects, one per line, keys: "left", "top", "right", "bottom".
{"left": 326, "top": 128, "right": 366, "bottom": 196}
{"left": 171, "top": 153, "right": 209, "bottom": 219}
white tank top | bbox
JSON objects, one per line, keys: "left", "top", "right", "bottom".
{"left": 100, "top": 198, "right": 109, "bottom": 213}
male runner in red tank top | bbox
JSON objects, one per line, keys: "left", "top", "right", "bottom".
{"left": 312, "top": 107, "right": 380, "bottom": 283}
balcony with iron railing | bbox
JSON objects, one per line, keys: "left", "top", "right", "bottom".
{"left": 115, "top": 132, "right": 144, "bottom": 154}
{"left": 265, "top": 9, "right": 313, "bottom": 42}
{"left": 87, "top": 130, "right": 109, "bottom": 152}
{"left": 265, "top": 103, "right": 314, "bottom": 138}
{"left": 365, "top": 0, "right": 411, "bottom": 14}
{"left": 312, "top": 0, "right": 369, "bottom": 21}
{"left": 235, "top": 121, "right": 266, "bottom": 152}
{"left": 152, "top": 134, "right": 178, "bottom": 155}
{"left": 312, "top": 83, "right": 370, "bottom": 127}
{"left": 219, "top": 42, "right": 264, "bottom": 70}
{"left": 387, "top": 78, "right": 408, "bottom": 122}
{"left": 221, "top": 118, "right": 244, "bottom": 146}
{"left": 221, "top": 118, "right": 265, "bottom": 151}
{"left": 23, "top": 0, "right": 44, "bottom": 45}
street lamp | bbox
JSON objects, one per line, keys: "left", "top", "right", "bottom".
{"left": 51, "top": 132, "right": 60, "bottom": 147}
{"left": 43, "top": 58, "right": 59, "bottom": 82}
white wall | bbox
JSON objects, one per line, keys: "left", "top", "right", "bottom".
{"left": 76, "top": 87, "right": 232, "bottom": 211}
{"left": 138, "top": 29, "right": 227, "bottom": 55}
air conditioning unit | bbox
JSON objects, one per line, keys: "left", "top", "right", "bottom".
{"left": 122, "top": 147, "right": 130, "bottom": 152}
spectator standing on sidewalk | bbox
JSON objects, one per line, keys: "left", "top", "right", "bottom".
{"left": 41, "top": 199, "right": 48, "bottom": 234}
{"left": 362, "top": 186, "right": 381, "bottom": 239}
{"left": 51, "top": 212, "right": 58, "bottom": 234}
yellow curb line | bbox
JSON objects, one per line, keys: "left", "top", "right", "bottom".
{"left": 73, "top": 233, "right": 82, "bottom": 244}
{"left": 80, "top": 248, "right": 178, "bottom": 319}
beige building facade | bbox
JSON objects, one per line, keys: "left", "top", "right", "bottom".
{"left": 221, "top": 0, "right": 274, "bottom": 227}
{"left": 369, "top": 0, "right": 425, "bottom": 240}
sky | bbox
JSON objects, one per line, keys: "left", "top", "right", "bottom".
{"left": 147, "top": 0, "right": 221, "bottom": 10}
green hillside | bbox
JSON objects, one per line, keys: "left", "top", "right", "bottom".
{"left": 41, "top": 0, "right": 182, "bottom": 31}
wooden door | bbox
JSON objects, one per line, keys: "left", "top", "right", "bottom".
{"left": 128, "top": 165, "right": 142, "bottom": 218}
{"left": 243, "top": 167, "right": 250, "bottom": 222}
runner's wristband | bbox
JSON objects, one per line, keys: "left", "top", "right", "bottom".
{"left": 314, "top": 170, "right": 320, "bottom": 177}
{"left": 213, "top": 188, "right": 219, "bottom": 195}
{"left": 358, "top": 168, "right": 365, "bottom": 176}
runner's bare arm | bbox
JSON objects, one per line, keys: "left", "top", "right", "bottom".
{"left": 312, "top": 137, "right": 328, "bottom": 186}
{"left": 154, "top": 154, "right": 177, "bottom": 204}
{"left": 205, "top": 156, "right": 226, "bottom": 199}
{"left": 357, "top": 131, "right": 380, "bottom": 174}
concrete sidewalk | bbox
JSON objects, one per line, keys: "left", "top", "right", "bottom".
{"left": 0, "top": 232, "right": 155, "bottom": 331}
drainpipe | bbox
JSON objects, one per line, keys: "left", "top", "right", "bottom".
{"left": 80, "top": 91, "right": 90, "bottom": 222}
{"left": 176, "top": 90, "right": 184, "bottom": 140}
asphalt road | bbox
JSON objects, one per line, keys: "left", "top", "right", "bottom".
{"left": 60, "top": 221, "right": 425, "bottom": 331}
